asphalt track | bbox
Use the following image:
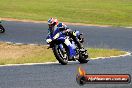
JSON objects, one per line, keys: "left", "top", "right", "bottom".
{"left": 0, "top": 21, "right": 132, "bottom": 88}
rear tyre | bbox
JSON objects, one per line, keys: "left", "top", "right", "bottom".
{"left": 78, "top": 51, "right": 88, "bottom": 63}
{"left": 52, "top": 44, "right": 69, "bottom": 65}
{"left": 75, "top": 40, "right": 89, "bottom": 63}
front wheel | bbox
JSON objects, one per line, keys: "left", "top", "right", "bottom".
{"left": 0, "top": 24, "right": 5, "bottom": 33}
{"left": 52, "top": 44, "right": 69, "bottom": 65}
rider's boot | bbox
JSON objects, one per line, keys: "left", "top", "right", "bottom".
{"left": 78, "top": 34, "right": 84, "bottom": 43}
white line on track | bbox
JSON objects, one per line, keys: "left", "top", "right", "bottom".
{"left": 125, "top": 27, "right": 132, "bottom": 29}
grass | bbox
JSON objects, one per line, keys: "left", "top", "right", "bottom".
{"left": 0, "top": 0, "right": 132, "bottom": 26}
{"left": 0, "top": 42, "right": 126, "bottom": 65}
{"left": 88, "top": 48, "right": 126, "bottom": 59}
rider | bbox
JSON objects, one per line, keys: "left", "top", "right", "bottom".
{"left": 46, "top": 18, "right": 84, "bottom": 44}
{"left": 46, "top": 18, "right": 68, "bottom": 43}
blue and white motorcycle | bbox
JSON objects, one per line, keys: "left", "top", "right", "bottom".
{"left": 46, "top": 29, "right": 89, "bottom": 65}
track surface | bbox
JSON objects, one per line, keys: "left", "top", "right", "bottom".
{"left": 0, "top": 21, "right": 132, "bottom": 88}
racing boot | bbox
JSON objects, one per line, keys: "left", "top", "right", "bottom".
{"left": 78, "top": 34, "right": 84, "bottom": 43}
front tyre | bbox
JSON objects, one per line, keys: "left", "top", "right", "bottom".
{"left": 52, "top": 44, "right": 69, "bottom": 65}
{"left": 0, "top": 24, "right": 5, "bottom": 33}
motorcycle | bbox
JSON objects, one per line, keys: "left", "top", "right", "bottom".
{"left": 47, "top": 29, "right": 89, "bottom": 65}
{"left": 0, "top": 21, "right": 5, "bottom": 33}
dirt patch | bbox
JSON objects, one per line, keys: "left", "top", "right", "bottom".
{"left": 0, "top": 42, "right": 34, "bottom": 59}
{"left": 0, "top": 42, "right": 49, "bottom": 59}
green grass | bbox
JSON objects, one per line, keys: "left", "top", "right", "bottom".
{"left": 88, "top": 48, "right": 126, "bottom": 59}
{"left": 0, "top": 0, "right": 132, "bottom": 26}
{"left": 0, "top": 42, "right": 126, "bottom": 65}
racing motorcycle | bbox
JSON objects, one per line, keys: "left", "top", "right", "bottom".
{"left": 0, "top": 21, "right": 5, "bottom": 33}
{"left": 47, "top": 29, "right": 89, "bottom": 65}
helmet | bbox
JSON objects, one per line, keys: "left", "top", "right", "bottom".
{"left": 48, "top": 18, "right": 58, "bottom": 31}
{"left": 48, "top": 18, "right": 58, "bottom": 25}
{"left": 57, "top": 23, "right": 67, "bottom": 30}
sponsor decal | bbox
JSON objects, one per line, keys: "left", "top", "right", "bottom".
{"left": 76, "top": 66, "right": 131, "bottom": 85}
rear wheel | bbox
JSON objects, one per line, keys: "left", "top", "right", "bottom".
{"left": 0, "top": 24, "right": 5, "bottom": 33}
{"left": 52, "top": 44, "right": 69, "bottom": 65}
{"left": 75, "top": 40, "right": 89, "bottom": 63}
{"left": 78, "top": 49, "right": 88, "bottom": 63}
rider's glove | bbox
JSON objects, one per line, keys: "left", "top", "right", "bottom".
{"left": 46, "top": 39, "right": 52, "bottom": 44}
